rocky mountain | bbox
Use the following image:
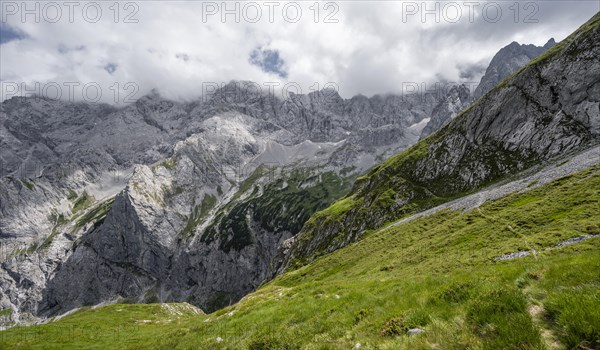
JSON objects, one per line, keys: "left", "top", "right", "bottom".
{"left": 0, "top": 79, "right": 443, "bottom": 324}
{"left": 420, "top": 39, "right": 556, "bottom": 139}
{"left": 279, "top": 13, "right": 600, "bottom": 270}
{"left": 419, "top": 84, "right": 472, "bottom": 138}
{"left": 473, "top": 38, "right": 556, "bottom": 101}
{"left": 1, "top": 13, "right": 599, "bottom": 348}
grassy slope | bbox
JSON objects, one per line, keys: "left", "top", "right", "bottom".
{"left": 0, "top": 303, "right": 203, "bottom": 350}
{"left": 288, "top": 12, "right": 600, "bottom": 266}
{"left": 1, "top": 166, "right": 598, "bottom": 349}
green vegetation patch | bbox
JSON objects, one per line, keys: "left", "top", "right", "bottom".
{"left": 0, "top": 309, "right": 12, "bottom": 317}
{"left": 75, "top": 198, "right": 116, "bottom": 229}
{"left": 66, "top": 189, "right": 78, "bottom": 201}
{"left": 21, "top": 179, "right": 35, "bottom": 191}
{"left": 160, "top": 157, "right": 177, "bottom": 170}
{"left": 466, "top": 287, "right": 543, "bottom": 350}
{"left": 71, "top": 191, "right": 95, "bottom": 214}
{"left": 40, "top": 212, "right": 69, "bottom": 250}
{"left": 544, "top": 285, "right": 600, "bottom": 349}
{"left": 181, "top": 194, "right": 217, "bottom": 237}
{"left": 2, "top": 166, "right": 598, "bottom": 349}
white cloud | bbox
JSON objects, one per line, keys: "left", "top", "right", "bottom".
{"left": 1, "top": 0, "right": 597, "bottom": 104}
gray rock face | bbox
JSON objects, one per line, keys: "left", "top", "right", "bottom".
{"left": 473, "top": 39, "right": 556, "bottom": 101}
{"left": 407, "top": 328, "right": 425, "bottom": 336}
{"left": 420, "top": 39, "right": 555, "bottom": 139}
{"left": 420, "top": 84, "right": 472, "bottom": 138}
{"left": 37, "top": 116, "right": 298, "bottom": 315}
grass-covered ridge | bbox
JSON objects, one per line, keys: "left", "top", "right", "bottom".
{"left": 284, "top": 12, "right": 600, "bottom": 267}
{"left": 1, "top": 166, "right": 598, "bottom": 349}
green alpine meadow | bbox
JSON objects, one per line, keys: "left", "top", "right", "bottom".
{"left": 1, "top": 164, "right": 598, "bottom": 349}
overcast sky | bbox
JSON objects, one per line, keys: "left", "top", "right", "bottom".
{"left": 1, "top": 0, "right": 598, "bottom": 104}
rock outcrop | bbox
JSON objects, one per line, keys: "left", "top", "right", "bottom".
{"left": 420, "top": 39, "right": 556, "bottom": 139}
{"left": 420, "top": 84, "right": 472, "bottom": 138}
{"left": 473, "top": 38, "right": 556, "bottom": 101}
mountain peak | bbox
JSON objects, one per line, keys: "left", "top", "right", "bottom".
{"left": 472, "top": 38, "right": 555, "bottom": 100}
{"left": 544, "top": 38, "right": 557, "bottom": 48}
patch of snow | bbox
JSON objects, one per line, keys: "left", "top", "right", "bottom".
{"left": 408, "top": 118, "right": 430, "bottom": 131}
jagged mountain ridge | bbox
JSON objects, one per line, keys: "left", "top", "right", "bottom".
{"left": 420, "top": 39, "right": 556, "bottom": 139}
{"left": 473, "top": 38, "right": 557, "bottom": 100}
{"left": 0, "top": 81, "right": 443, "bottom": 323}
{"left": 419, "top": 84, "right": 472, "bottom": 138}
{"left": 0, "top": 86, "right": 439, "bottom": 178}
